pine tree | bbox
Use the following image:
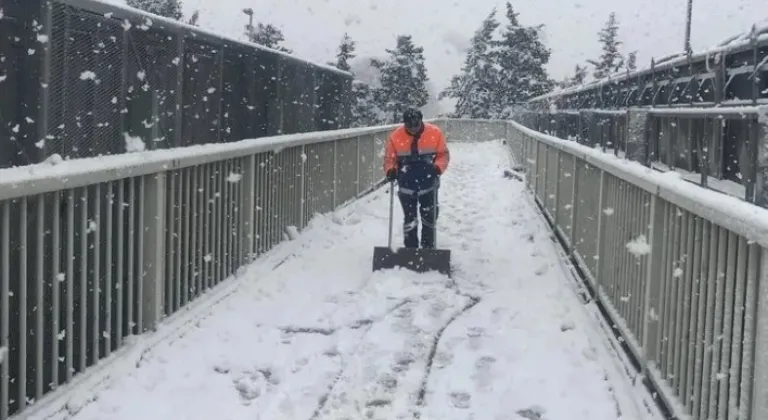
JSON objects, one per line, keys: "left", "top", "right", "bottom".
{"left": 246, "top": 23, "right": 292, "bottom": 53}
{"left": 439, "top": 8, "right": 501, "bottom": 118}
{"left": 327, "top": 34, "right": 383, "bottom": 126}
{"left": 332, "top": 33, "right": 355, "bottom": 72}
{"left": 626, "top": 51, "right": 637, "bottom": 71}
{"left": 370, "top": 35, "right": 429, "bottom": 123}
{"left": 588, "top": 12, "right": 624, "bottom": 79}
{"left": 187, "top": 10, "right": 200, "bottom": 26}
{"left": 126, "top": 0, "right": 183, "bottom": 20}
{"left": 489, "top": 2, "right": 554, "bottom": 117}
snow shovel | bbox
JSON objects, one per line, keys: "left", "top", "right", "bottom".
{"left": 372, "top": 181, "right": 452, "bottom": 277}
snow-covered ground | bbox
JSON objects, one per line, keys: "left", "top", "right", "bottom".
{"left": 48, "top": 140, "right": 648, "bottom": 420}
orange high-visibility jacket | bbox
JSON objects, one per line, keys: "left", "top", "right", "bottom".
{"left": 383, "top": 122, "right": 450, "bottom": 175}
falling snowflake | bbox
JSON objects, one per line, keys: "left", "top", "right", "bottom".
{"left": 625, "top": 234, "right": 650, "bottom": 256}
{"left": 123, "top": 132, "right": 145, "bottom": 152}
{"left": 79, "top": 71, "right": 97, "bottom": 81}
{"left": 227, "top": 173, "right": 243, "bottom": 183}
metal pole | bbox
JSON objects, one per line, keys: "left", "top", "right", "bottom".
{"left": 684, "top": 0, "right": 693, "bottom": 54}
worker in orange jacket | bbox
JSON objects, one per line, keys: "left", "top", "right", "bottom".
{"left": 383, "top": 108, "right": 450, "bottom": 249}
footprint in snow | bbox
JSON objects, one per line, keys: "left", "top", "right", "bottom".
{"left": 516, "top": 405, "right": 546, "bottom": 420}
{"left": 449, "top": 391, "right": 471, "bottom": 409}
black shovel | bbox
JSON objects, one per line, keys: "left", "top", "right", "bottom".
{"left": 371, "top": 181, "right": 452, "bottom": 277}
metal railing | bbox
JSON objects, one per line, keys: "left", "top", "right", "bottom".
{"left": 6, "top": 116, "right": 768, "bottom": 420}
{"left": 516, "top": 106, "right": 767, "bottom": 205}
{"left": 504, "top": 118, "right": 768, "bottom": 420}
{"left": 0, "top": 124, "right": 394, "bottom": 419}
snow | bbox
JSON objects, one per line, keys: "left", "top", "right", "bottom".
{"left": 44, "top": 140, "right": 647, "bottom": 420}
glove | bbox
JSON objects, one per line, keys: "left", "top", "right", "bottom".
{"left": 386, "top": 168, "right": 397, "bottom": 182}
{"left": 434, "top": 165, "right": 442, "bottom": 176}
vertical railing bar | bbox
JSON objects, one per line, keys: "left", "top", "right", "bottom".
{"left": 92, "top": 184, "right": 101, "bottom": 365}
{"left": 685, "top": 216, "right": 703, "bottom": 411}
{"left": 692, "top": 219, "right": 711, "bottom": 419}
{"left": 699, "top": 223, "right": 719, "bottom": 419}
{"left": 165, "top": 173, "right": 174, "bottom": 316}
{"left": 738, "top": 242, "right": 759, "bottom": 420}
{"left": 665, "top": 206, "right": 682, "bottom": 381}
{"left": 215, "top": 161, "right": 223, "bottom": 287}
{"left": 709, "top": 226, "right": 729, "bottom": 417}
{"left": 225, "top": 159, "right": 232, "bottom": 277}
{"left": 654, "top": 198, "right": 671, "bottom": 370}
{"left": 78, "top": 188, "right": 88, "bottom": 374}
{"left": 203, "top": 163, "right": 211, "bottom": 294}
{"left": 179, "top": 166, "right": 187, "bottom": 310}
{"left": 184, "top": 166, "right": 200, "bottom": 308}
{"left": 66, "top": 190, "right": 75, "bottom": 380}
{"left": 104, "top": 183, "right": 113, "bottom": 357}
{"left": 35, "top": 195, "right": 45, "bottom": 400}
{"left": 136, "top": 178, "right": 145, "bottom": 333}
{"left": 185, "top": 168, "right": 193, "bottom": 310}
{"left": 19, "top": 197, "right": 28, "bottom": 411}
{"left": 127, "top": 178, "right": 136, "bottom": 335}
{"left": 115, "top": 181, "right": 124, "bottom": 349}
{"left": 717, "top": 231, "right": 739, "bottom": 420}
{"left": 51, "top": 192, "right": 61, "bottom": 390}
{"left": 197, "top": 166, "right": 205, "bottom": 301}
{"left": 1, "top": 201, "right": 9, "bottom": 419}
{"left": 727, "top": 236, "right": 749, "bottom": 419}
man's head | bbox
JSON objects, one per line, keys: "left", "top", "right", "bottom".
{"left": 402, "top": 108, "right": 423, "bottom": 135}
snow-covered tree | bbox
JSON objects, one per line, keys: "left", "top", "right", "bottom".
{"left": 370, "top": 35, "right": 429, "bottom": 123}
{"left": 560, "top": 64, "right": 588, "bottom": 88}
{"left": 126, "top": 0, "right": 183, "bottom": 20}
{"left": 588, "top": 12, "right": 624, "bottom": 79}
{"left": 439, "top": 8, "right": 501, "bottom": 118}
{"left": 351, "top": 81, "right": 384, "bottom": 127}
{"left": 326, "top": 34, "right": 383, "bottom": 126}
{"left": 246, "top": 23, "right": 292, "bottom": 53}
{"left": 187, "top": 10, "right": 200, "bottom": 26}
{"left": 331, "top": 33, "right": 355, "bottom": 72}
{"left": 489, "top": 2, "right": 554, "bottom": 117}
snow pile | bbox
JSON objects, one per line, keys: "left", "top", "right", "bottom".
{"left": 40, "top": 141, "right": 647, "bottom": 420}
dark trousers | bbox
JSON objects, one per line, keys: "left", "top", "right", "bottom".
{"left": 398, "top": 188, "right": 439, "bottom": 248}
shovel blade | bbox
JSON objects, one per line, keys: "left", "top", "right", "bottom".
{"left": 372, "top": 246, "right": 451, "bottom": 277}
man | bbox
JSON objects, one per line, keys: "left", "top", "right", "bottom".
{"left": 383, "top": 108, "right": 450, "bottom": 249}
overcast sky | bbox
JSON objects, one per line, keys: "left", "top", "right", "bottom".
{"left": 112, "top": 0, "right": 765, "bottom": 110}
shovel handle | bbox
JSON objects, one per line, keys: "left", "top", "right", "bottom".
{"left": 387, "top": 180, "right": 395, "bottom": 248}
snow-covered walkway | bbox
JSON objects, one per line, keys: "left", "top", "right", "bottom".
{"left": 52, "top": 140, "right": 647, "bottom": 420}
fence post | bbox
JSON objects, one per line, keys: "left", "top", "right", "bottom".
{"left": 626, "top": 109, "right": 650, "bottom": 165}
{"left": 240, "top": 154, "right": 256, "bottom": 263}
{"left": 754, "top": 106, "right": 768, "bottom": 207}
{"left": 141, "top": 172, "right": 166, "bottom": 331}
